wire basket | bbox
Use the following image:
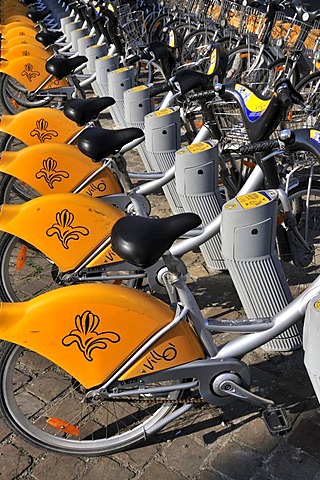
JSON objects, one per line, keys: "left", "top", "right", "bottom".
{"left": 270, "top": 11, "right": 314, "bottom": 51}
{"left": 304, "top": 19, "right": 320, "bottom": 59}
{"left": 122, "top": 10, "right": 147, "bottom": 47}
{"left": 211, "top": 98, "right": 250, "bottom": 147}
{"left": 206, "top": 0, "right": 223, "bottom": 23}
{"left": 242, "top": 4, "right": 266, "bottom": 37}
{"left": 117, "top": 4, "right": 132, "bottom": 27}
{"left": 219, "top": 0, "right": 245, "bottom": 31}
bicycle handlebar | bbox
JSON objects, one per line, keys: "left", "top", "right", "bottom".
{"left": 186, "top": 89, "right": 217, "bottom": 102}
{"left": 148, "top": 82, "right": 172, "bottom": 97}
{"left": 239, "top": 139, "right": 281, "bottom": 155}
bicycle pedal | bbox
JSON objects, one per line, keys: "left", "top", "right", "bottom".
{"left": 262, "top": 406, "right": 291, "bottom": 435}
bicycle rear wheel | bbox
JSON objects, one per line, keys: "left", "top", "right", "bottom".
{"left": 0, "top": 234, "right": 145, "bottom": 302}
{"left": 0, "top": 342, "right": 185, "bottom": 455}
{"left": 0, "top": 74, "right": 66, "bottom": 114}
{"left": 0, "top": 174, "right": 40, "bottom": 204}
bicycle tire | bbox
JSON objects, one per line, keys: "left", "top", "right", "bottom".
{"left": 294, "top": 71, "right": 320, "bottom": 128}
{"left": 225, "top": 44, "right": 274, "bottom": 91}
{"left": 180, "top": 28, "right": 217, "bottom": 70}
{"left": 265, "top": 57, "right": 300, "bottom": 90}
{"left": 0, "top": 134, "right": 27, "bottom": 153}
{"left": 279, "top": 181, "right": 320, "bottom": 297}
{"left": 0, "top": 74, "right": 66, "bottom": 114}
{"left": 0, "top": 174, "right": 39, "bottom": 204}
{"left": 0, "top": 341, "right": 185, "bottom": 455}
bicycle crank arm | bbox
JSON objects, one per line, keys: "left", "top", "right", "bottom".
{"left": 212, "top": 373, "right": 274, "bottom": 408}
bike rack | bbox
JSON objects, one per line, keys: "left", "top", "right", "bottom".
{"left": 175, "top": 140, "right": 226, "bottom": 269}
{"left": 221, "top": 191, "right": 302, "bottom": 351}
{"left": 95, "top": 54, "right": 119, "bottom": 98}
{"left": 124, "top": 85, "right": 154, "bottom": 171}
{"left": 70, "top": 26, "right": 89, "bottom": 52}
{"left": 108, "top": 67, "right": 135, "bottom": 128}
{"left": 77, "top": 34, "right": 97, "bottom": 56}
{"left": 145, "top": 107, "right": 183, "bottom": 213}
{"left": 85, "top": 43, "right": 109, "bottom": 97}
{"left": 304, "top": 297, "right": 320, "bottom": 401}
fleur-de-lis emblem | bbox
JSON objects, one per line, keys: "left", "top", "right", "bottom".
{"left": 62, "top": 310, "right": 121, "bottom": 361}
{"left": 46, "top": 209, "right": 89, "bottom": 249}
{"left": 21, "top": 63, "right": 40, "bottom": 82}
{"left": 22, "top": 51, "right": 30, "bottom": 56}
{"left": 30, "top": 119, "right": 59, "bottom": 143}
{"left": 35, "top": 157, "right": 69, "bottom": 189}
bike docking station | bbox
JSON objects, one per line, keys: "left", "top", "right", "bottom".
{"left": 145, "top": 106, "right": 183, "bottom": 214}
{"left": 221, "top": 190, "right": 302, "bottom": 351}
{"left": 304, "top": 298, "right": 320, "bottom": 402}
{"left": 95, "top": 53, "right": 119, "bottom": 97}
{"left": 84, "top": 43, "right": 109, "bottom": 97}
{"left": 124, "top": 85, "right": 155, "bottom": 171}
{"left": 77, "top": 34, "right": 97, "bottom": 56}
{"left": 70, "top": 26, "right": 90, "bottom": 54}
{"left": 107, "top": 66, "right": 135, "bottom": 128}
{"left": 175, "top": 140, "right": 226, "bottom": 270}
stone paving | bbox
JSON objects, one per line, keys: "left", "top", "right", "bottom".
{"left": 0, "top": 116, "right": 320, "bottom": 479}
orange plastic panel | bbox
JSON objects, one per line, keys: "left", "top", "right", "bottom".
{"left": 1, "top": 44, "right": 50, "bottom": 61}
{"left": 0, "top": 56, "right": 66, "bottom": 90}
{"left": 0, "top": 109, "right": 83, "bottom": 144}
{"left": 0, "top": 283, "right": 176, "bottom": 388}
{"left": 0, "top": 193, "right": 125, "bottom": 271}
{"left": 0, "top": 143, "right": 122, "bottom": 196}
{"left": 120, "top": 320, "right": 205, "bottom": 379}
{"left": 1, "top": 36, "right": 41, "bottom": 49}
{"left": 1, "top": 25, "right": 37, "bottom": 40}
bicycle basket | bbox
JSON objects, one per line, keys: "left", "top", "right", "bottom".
{"left": 122, "top": 10, "right": 147, "bottom": 47}
{"left": 242, "top": 4, "right": 266, "bottom": 38}
{"left": 206, "top": 0, "right": 223, "bottom": 22}
{"left": 304, "top": 19, "right": 320, "bottom": 62}
{"left": 270, "top": 11, "right": 314, "bottom": 51}
{"left": 211, "top": 98, "right": 250, "bottom": 147}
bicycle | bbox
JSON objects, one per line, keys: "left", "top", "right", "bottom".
{"left": 0, "top": 201, "right": 320, "bottom": 454}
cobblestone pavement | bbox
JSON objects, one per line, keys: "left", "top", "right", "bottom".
{"left": 1, "top": 114, "right": 320, "bottom": 479}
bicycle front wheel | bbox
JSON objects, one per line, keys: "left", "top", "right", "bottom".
{"left": 0, "top": 342, "right": 184, "bottom": 455}
{"left": 226, "top": 45, "right": 274, "bottom": 92}
{"left": 294, "top": 71, "right": 320, "bottom": 128}
{"left": 280, "top": 182, "right": 320, "bottom": 297}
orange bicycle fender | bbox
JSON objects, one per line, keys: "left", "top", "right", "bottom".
{"left": 1, "top": 17, "right": 35, "bottom": 29}
{"left": 0, "top": 193, "right": 125, "bottom": 271}
{"left": 1, "top": 44, "right": 50, "bottom": 61}
{"left": 1, "top": 36, "right": 42, "bottom": 49}
{"left": 0, "top": 108, "right": 83, "bottom": 144}
{"left": 0, "top": 143, "right": 122, "bottom": 196}
{"left": 1, "top": 25, "right": 37, "bottom": 40}
{"left": 0, "top": 283, "right": 186, "bottom": 388}
{"left": 0, "top": 56, "right": 67, "bottom": 90}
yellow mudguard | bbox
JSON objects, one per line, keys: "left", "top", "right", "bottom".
{"left": 1, "top": 25, "right": 37, "bottom": 40}
{"left": 0, "top": 56, "right": 68, "bottom": 90}
{"left": 0, "top": 193, "right": 125, "bottom": 271}
{"left": 0, "top": 108, "right": 83, "bottom": 144}
{"left": 0, "top": 143, "right": 122, "bottom": 196}
{"left": 1, "top": 44, "right": 50, "bottom": 61}
{"left": 0, "top": 283, "right": 204, "bottom": 388}
{"left": 1, "top": 17, "right": 35, "bottom": 30}
{"left": 1, "top": 35, "right": 42, "bottom": 50}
